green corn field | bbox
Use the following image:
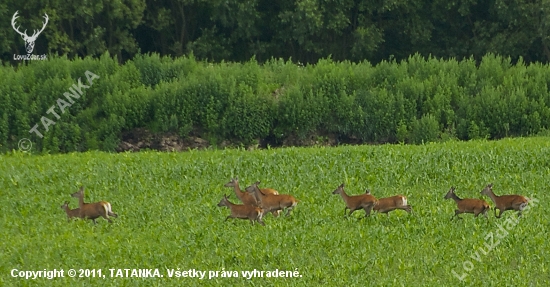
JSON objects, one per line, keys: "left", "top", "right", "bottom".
{"left": 1, "top": 137, "right": 549, "bottom": 286}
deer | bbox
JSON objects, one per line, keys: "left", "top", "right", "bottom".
{"left": 245, "top": 181, "right": 298, "bottom": 217}
{"left": 71, "top": 186, "right": 118, "bottom": 224}
{"left": 444, "top": 187, "right": 490, "bottom": 220}
{"left": 60, "top": 201, "right": 81, "bottom": 222}
{"left": 217, "top": 194, "right": 265, "bottom": 226}
{"left": 223, "top": 177, "right": 281, "bottom": 217}
{"left": 365, "top": 190, "right": 412, "bottom": 216}
{"left": 11, "top": 11, "right": 49, "bottom": 54}
{"left": 480, "top": 183, "right": 528, "bottom": 218}
{"left": 332, "top": 183, "right": 378, "bottom": 218}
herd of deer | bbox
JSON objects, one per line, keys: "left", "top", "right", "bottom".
{"left": 60, "top": 180, "right": 529, "bottom": 226}
{"left": 217, "top": 179, "right": 530, "bottom": 226}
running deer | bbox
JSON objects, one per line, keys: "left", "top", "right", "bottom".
{"left": 332, "top": 183, "right": 378, "bottom": 218}
{"left": 71, "top": 186, "right": 118, "bottom": 224}
{"left": 223, "top": 177, "right": 281, "bottom": 217}
{"left": 365, "top": 190, "right": 412, "bottom": 216}
{"left": 217, "top": 194, "right": 265, "bottom": 226}
{"left": 245, "top": 181, "right": 298, "bottom": 217}
{"left": 480, "top": 183, "right": 528, "bottom": 218}
{"left": 444, "top": 187, "right": 490, "bottom": 220}
{"left": 60, "top": 201, "right": 80, "bottom": 222}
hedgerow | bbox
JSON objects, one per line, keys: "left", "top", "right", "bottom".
{"left": 1, "top": 53, "right": 549, "bottom": 153}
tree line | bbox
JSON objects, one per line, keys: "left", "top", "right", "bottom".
{"left": 2, "top": 0, "right": 550, "bottom": 65}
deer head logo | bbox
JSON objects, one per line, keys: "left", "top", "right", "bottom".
{"left": 11, "top": 11, "right": 49, "bottom": 54}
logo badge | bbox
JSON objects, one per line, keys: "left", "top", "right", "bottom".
{"left": 11, "top": 11, "right": 48, "bottom": 54}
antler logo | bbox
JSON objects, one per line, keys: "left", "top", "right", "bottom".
{"left": 11, "top": 11, "right": 49, "bottom": 54}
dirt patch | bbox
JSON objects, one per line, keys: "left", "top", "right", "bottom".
{"left": 116, "top": 128, "right": 212, "bottom": 152}
{"left": 116, "top": 128, "right": 365, "bottom": 152}
{"left": 280, "top": 133, "right": 339, "bottom": 147}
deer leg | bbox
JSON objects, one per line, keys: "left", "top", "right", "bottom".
{"left": 453, "top": 210, "right": 463, "bottom": 220}
{"left": 101, "top": 211, "right": 111, "bottom": 223}
{"left": 285, "top": 206, "right": 294, "bottom": 216}
{"left": 255, "top": 214, "right": 263, "bottom": 224}
{"left": 497, "top": 209, "right": 503, "bottom": 218}
{"left": 363, "top": 205, "right": 373, "bottom": 218}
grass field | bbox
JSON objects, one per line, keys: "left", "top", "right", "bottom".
{"left": 1, "top": 137, "right": 549, "bottom": 286}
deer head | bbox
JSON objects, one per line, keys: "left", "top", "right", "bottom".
{"left": 11, "top": 11, "right": 49, "bottom": 54}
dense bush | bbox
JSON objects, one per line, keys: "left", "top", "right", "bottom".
{"left": 1, "top": 53, "right": 550, "bottom": 153}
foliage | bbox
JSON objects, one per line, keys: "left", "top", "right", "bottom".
{"left": 1, "top": 53, "right": 550, "bottom": 153}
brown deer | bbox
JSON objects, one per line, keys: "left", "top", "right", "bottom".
{"left": 71, "top": 186, "right": 118, "bottom": 224}
{"left": 223, "top": 177, "right": 281, "bottom": 217}
{"left": 245, "top": 181, "right": 298, "bottom": 217}
{"left": 480, "top": 183, "right": 528, "bottom": 218}
{"left": 365, "top": 190, "right": 412, "bottom": 216}
{"left": 444, "top": 187, "right": 490, "bottom": 220}
{"left": 217, "top": 194, "right": 265, "bottom": 226}
{"left": 60, "top": 201, "right": 80, "bottom": 222}
{"left": 332, "top": 184, "right": 378, "bottom": 218}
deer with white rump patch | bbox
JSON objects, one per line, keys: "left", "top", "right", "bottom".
{"left": 245, "top": 181, "right": 298, "bottom": 217}
{"left": 71, "top": 186, "right": 118, "bottom": 224}
{"left": 332, "top": 183, "right": 378, "bottom": 218}
{"left": 480, "top": 183, "right": 528, "bottom": 218}
{"left": 217, "top": 194, "right": 265, "bottom": 226}
{"left": 365, "top": 190, "right": 411, "bottom": 216}
{"left": 444, "top": 187, "right": 490, "bottom": 220}
{"left": 224, "top": 177, "right": 281, "bottom": 217}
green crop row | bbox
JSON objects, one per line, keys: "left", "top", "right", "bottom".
{"left": 1, "top": 53, "right": 550, "bottom": 154}
{"left": 1, "top": 137, "right": 549, "bottom": 286}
